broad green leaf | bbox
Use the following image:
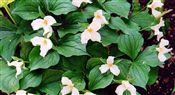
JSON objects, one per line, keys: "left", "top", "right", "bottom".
{"left": 29, "top": 47, "right": 60, "bottom": 71}
{"left": 86, "top": 58, "right": 103, "bottom": 70}
{"left": 108, "top": 17, "right": 140, "bottom": 34}
{"left": 20, "top": 72, "right": 42, "bottom": 89}
{"left": 20, "top": 42, "right": 33, "bottom": 60}
{"left": 100, "top": 27, "right": 119, "bottom": 46}
{"left": 58, "top": 24, "right": 85, "bottom": 38}
{"left": 39, "top": 69, "right": 62, "bottom": 95}
{"left": 55, "top": 34, "right": 88, "bottom": 57}
{"left": 117, "top": 33, "right": 144, "bottom": 60}
{"left": 87, "top": 43, "right": 107, "bottom": 57}
{"left": 104, "top": 0, "right": 130, "bottom": 18}
{"left": 88, "top": 66, "right": 114, "bottom": 90}
{"left": 147, "top": 67, "right": 158, "bottom": 85}
{"left": 0, "top": 60, "right": 19, "bottom": 94}
{"left": 83, "top": 5, "right": 100, "bottom": 19}
{"left": 130, "top": 12, "right": 156, "bottom": 29}
{"left": 71, "top": 77, "right": 86, "bottom": 91}
{"left": 0, "top": 34, "right": 20, "bottom": 61}
{"left": 136, "top": 46, "right": 161, "bottom": 67}
{"left": 128, "top": 62, "right": 150, "bottom": 88}
{"left": 64, "top": 12, "right": 87, "bottom": 24}
{"left": 44, "top": 0, "right": 77, "bottom": 15}
{"left": 12, "top": 0, "right": 40, "bottom": 20}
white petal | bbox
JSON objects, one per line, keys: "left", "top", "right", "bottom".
{"left": 90, "top": 31, "right": 101, "bottom": 42}
{"left": 84, "top": 92, "right": 96, "bottom": 95}
{"left": 30, "top": 36, "right": 43, "bottom": 46}
{"left": 156, "top": 32, "right": 163, "bottom": 41}
{"left": 61, "top": 86, "right": 72, "bottom": 95}
{"left": 160, "top": 39, "right": 169, "bottom": 47}
{"left": 31, "top": 19, "right": 43, "bottom": 30}
{"left": 40, "top": 38, "right": 53, "bottom": 57}
{"left": 127, "top": 85, "right": 137, "bottom": 95}
{"left": 81, "top": 30, "right": 91, "bottom": 44}
{"left": 72, "top": 0, "right": 82, "bottom": 7}
{"left": 44, "top": 16, "right": 56, "bottom": 26}
{"left": 16, "top": 65, "right": 22, "bottom": 78}
{"left": 7, "top": 61, "right": 23, "bottom": 78}
{"left": 71, "top": 87, "right": 79, "bottom": 95}
{"left": 43, "top": 26, "right": 53, "bottom": 38}
{"left": 115, "top": 85, "right": 126, "bottom": 95}
{"left": 88, "top": 21, "right": 101, "bottom": 32}
{"left": 61, "top": 77, "right": 73, "bottom": 86}
{"left": 152, "top": 9, "right": 161, "bottom": 18}
{"left": 107, "top": 56, "right": 115, "bottom": 64}
{"left": 93, "top": 10, "right": 108, "bottom": 24}
{"left": 99, "top": 64, "right": 109, "bottom": 74}
{"left": 158, "top": 53, "right": 167, "bottom": 62}
{"left": 16, "top": 90, "right": 27, "bottom": 95}
{"left": 110, "top": 65, "right": 120, "bottom": 76}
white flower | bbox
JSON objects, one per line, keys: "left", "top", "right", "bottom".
{"left": 81, "top": 21, "right": 102, "bottom": 44}
{"left": 115, "top": 81, "right": 136, "bottom": 95}
{"left": 61, "top": 77, "right": 80, "bottom": 95}
{"left": 156, "top": 39, "right": 172, "bottom": 62}
{"left": 31, "top": 16, "right": 56, "bottom": 38}
{"left": 151, "top": 17, "right": 165, "bottom": 41}
{"left": 30, "top": 36, "right": 53, "bottom": 57}
{"left": 84, "top": 92, "right": 96, "bottom": 95}
{"left": 16, "top": 90, "right": 35, "bottom": 95}
{"left": 99, "top": 56, "right": 120, "bottom": 76}
{"left": 147, "top": 0, "right": 163, "bottom": 18}
{"left": 72, "top": 0, "right": 92, "bottom": 7}
{"left": 93, "top": 10, "right": 108, "bottom": 25}
{"left": 7, "top": 60, "right": 24, "bottom": 78}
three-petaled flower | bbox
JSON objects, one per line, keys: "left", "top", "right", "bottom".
{"left": 93, "top": 10, "right": 108, "bottom": 25}
{"left": 61, "top": 77, "right": 80, "bottom": 95}
{"left": 31, "top": 16, "right": 56, "bottom": 38}
{"left": 115, "top": 81, "right": 136, "bottom": 95}
{"left": 30, "top": 36, "right": 53, "bottom": 57}
{"left": 156, "top": 39, "right": 172, "bottom": 62}
{"left": 16, "top": 90, "right": 34, "bottom": 95}
{"left": 7, "top": 60, "right": 24, "bottom": 78}
{"left": 99, "top": 56, "right": 120, "bottom": 76}
{"left": 72, "top": 0, "right": 92, "bottom": 7}
{"left": 147, "top": 0, "right": 164, "bottom": 18}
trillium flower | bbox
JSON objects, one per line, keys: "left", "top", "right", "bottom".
{"left": 81, "top": 21, "right": 102, "bottom": 44}
{"left": 72, "top": 0, "right": 92, "bottom": 7}
{"left": 16, "top": 90, "right": 34, "bottom": 95}
{"left": 147, "top": 0, "right": 163, "bottom": 18}
{"left": 7, "top": 60, "right": 24, "bottom": 78}
{"left": 30, "top": 36, "right": 53, "bottom": 57}
{"left": 84, "top": 92, "right": 96, "bottom": 95}
{"left": 115, "top": 81, "right": 136, "bottom": 95}
{"left": 93, "top": 10, "right": 108, "bottom": 25}
{"left": 31, "top": 16, "right": 56, "bottom": 38}
{"left": 61, "top": 77, "right": 79, "bottom": 95}
{"left": 151, "top": 18, "right": 165, "bottom": 41}
{"left": 156, "top": 39, "right": 172, "bottom": 62}
{"left": 99, "top": 56, "right": 120, "bottom": 76}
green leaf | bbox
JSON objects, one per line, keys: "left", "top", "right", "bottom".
{"left": 20, "top": 72, "right": 42, "bottom": 89}
{"left": 100, "top": 27, "right": 119, "bottom": 46}
{"left": 39, "top": 69, "right": 62, "bottom": 95}
{"left": 29, "top": 47, "right": 60, "bottom": 71}
{"left": 55, "top": 34, "right": 88, "bottom": 57}
{"left": 117, "top": 33, "right": 144, "bottom": 60}
{"left": 88, "top": 66, "right": 114, "bottom": 90}
{"left": 44, "top": 0, "right": 77, "bottom": 15}
{"left": 147, "top": 67, "right": 158, "bottom": 85}
{"left": 104, "top": 0, "right": 130, "bottom": 18}
{"left": 128, "top": 62, "right": 150, "bottom": 88}
{"left": 136, "top": 46, "right": 161, "bottom": 67}
{"left": 86, "top": 58, "right": 103, "bottom": 70}
{"left": 87, "top": 43, "right": 107, "bottom": 57}
{"left": 12, "top": 0, "right": 40, "bottom": 20}
{"left": 58, "top": 24, "right": 85, "bottom": 38}
{"left": 20, "top": 42, "right": 33, "bottom": 60}
{"left": 0, "top": 60, "right": 19, "bottom": 94}
{"left": 130, "top": 12, "right": 156, "bottom": 29}
{"left": 108, "top": 17, "right": 140, "bottom": 34}
{"left": 64, "top": 12, "right": 87, "bottom": 24}
{"left": 71, "top": 77, "right": 86, "bottom": 91}
{"left": 0, "top": 34, "right": 20, "bottom": 61}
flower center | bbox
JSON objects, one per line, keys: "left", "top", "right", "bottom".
{"left": 43, "top": 20, "right": 48, "bottom": 25}
{"left": 96, "top": 15, "right": 102, "bottom": 19}
{"left": 107, "top": 63, "right": 113, "bottom": 68}
{"left": 42, "top": 39, "right": 47, "bottom": 45}
{"left": 68, "top": 84, "right": 74, "bottom": 90}
{"left": 87, "top": 28, "right": 94, "bottom": 32}
{"left": 159, "top": 47, "right": 165, "bottom": 53}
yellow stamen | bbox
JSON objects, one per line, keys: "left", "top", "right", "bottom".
{"left": 87, "top": 28, "right": 94, "bottom": 32}
{"left": 96, "top": 15, "right": 102, "bottom": 19}
{"left": 43, "top": 20, "right": 48, "bottom": 25}
{"left": 107, "top": 63, "right": 113, "bottom": 68}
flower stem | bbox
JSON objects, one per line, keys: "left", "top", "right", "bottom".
{"left": 4, "top": 5, "right": 16, "bottom": 24}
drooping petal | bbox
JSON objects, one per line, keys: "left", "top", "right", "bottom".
{"left": 30, "top": 36, "right": 43, "bottom": 46}
{"left": 90, "top": 31, "right": 101, "bottom": 42}
{"left": 156, "top": 32, "right": 163, "bottom": 41}
{"left": 115, "top": 85, "right": 126, "bottom": 95}
{"left": 71, "top": 87, "right": 80, "bottom": 95}
{"left": 61, "top": 77, "right": 73, "bottom": 86}
{"left": 31, "top": 19, "right": 43, "bottom": 30}
{"left": 99, "top": 64, "right": 109, "bottom": 74}
{"left": 107, "top": 56, "right": 115, "bottom": 64}
{"left": 72, "top": 0, "right": 83, "bottom": 7}
{"left": 147, "top": 0, "right": 163, "bottom": 9}
{"left": 16, "top": 90, "right": 27, "bottom": 95}
{"left": 61, "top": 86, "right": 72, "bottom": 95}
{"left": 44, "top": 16, "right": 56, "bottom": 26}
{"left": 7, "top": 61, "right": 23, "bottom": 78}
{"left": 15, "top": 65, "right": 22, "bottom": 78}
{"left": 152, "top": 9, "right": 161, "bottom": 18}
{"left": 110, "top": 65, "right": 120, "bottom": 76}
{"left": 158, "top": 53, "right": 167, "bottom": 62}
{"left": 159, "top": 39, "right": 169, "bottom": 47}
{"left": 127, "top": 85, "right": 137, "bottom": 95}
{"left": 81, "top": 30, "right": 91, "bottom": 44}
{"left": 43, "top": 26, "right": 53, "bottom": 38}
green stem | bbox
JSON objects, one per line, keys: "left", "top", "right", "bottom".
{"left": 4, "top": 5, "right": 16, "bottom": 24}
